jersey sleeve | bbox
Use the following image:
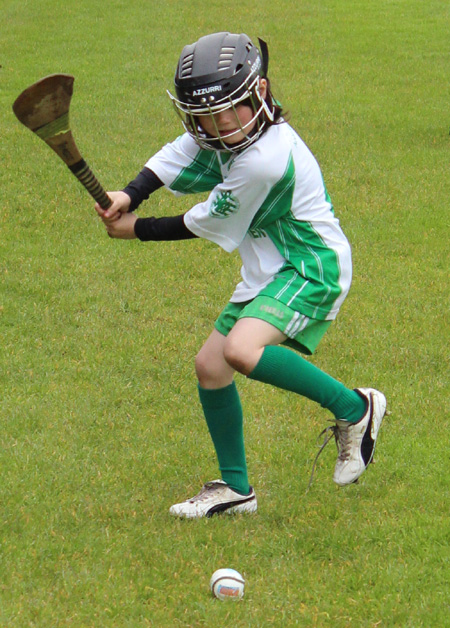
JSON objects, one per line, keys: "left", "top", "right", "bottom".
{"left": 145, "top": 134, "right": 223, "bottom": 195}
{"left": 184, "top": 145, "right": 287, "bottom": 253}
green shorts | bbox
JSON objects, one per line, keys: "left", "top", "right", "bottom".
{"left": 214, "top": 295, "right": 332, "bottom": 355}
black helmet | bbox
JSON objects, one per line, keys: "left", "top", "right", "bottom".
{"left": 167, "top": 32, "right": 274, "bottom": 152}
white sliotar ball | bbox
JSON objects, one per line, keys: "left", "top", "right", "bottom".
{"left": 210, "top": 568, "right": 245, "bottom": 601}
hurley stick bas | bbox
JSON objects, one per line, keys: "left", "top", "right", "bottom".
{"left": 13, "top": 74, "right": 112, "bottom": 210}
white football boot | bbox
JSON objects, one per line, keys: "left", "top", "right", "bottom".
{"left": 169, "top": 480, "right": 257, "bottom": 519}
{"left": 333, "top": 388, "right": 387, "bottom": 486}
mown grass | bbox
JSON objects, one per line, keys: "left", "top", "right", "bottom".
{"left": 1, "top": 0, "right": 449, "bottom": 626}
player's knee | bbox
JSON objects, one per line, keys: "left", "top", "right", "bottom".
{"left": 195, "top": 350, "right": 211, "bottom": 383}
{"left": 223, "top": 336, "right": 254, "bottom": 375}
{"left": 195, "top": 348, "right": 228, "bottom": 388}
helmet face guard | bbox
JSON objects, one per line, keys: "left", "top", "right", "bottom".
{"left": 168, "top": 32, "right": 275, "bottom": 152}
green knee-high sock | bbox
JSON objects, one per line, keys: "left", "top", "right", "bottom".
{"left": 198, "top": 382, "right": 250, "bottom": 495}
{"left": 249, "top": 345, "right": 366, "bottom": 423}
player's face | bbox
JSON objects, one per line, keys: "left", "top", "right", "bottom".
{"left": 198, "top": 79, "right": 267, "bottom": 147}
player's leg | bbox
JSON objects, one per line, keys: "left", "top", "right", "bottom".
{"left": 196, "top": 329, "right": 250, "bottom": 495}
{"left": 225, "top": 317, "right": 366, "bottom": 423}
{"left": 224, "top": 307, "right": 386, "bottom": 486}
{"left": 170, "top": 329, "right": 256, "bottom": 518}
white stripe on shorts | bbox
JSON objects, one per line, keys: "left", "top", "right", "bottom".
{"left": 284, "top": 312, "right": 310, "bottom": 338}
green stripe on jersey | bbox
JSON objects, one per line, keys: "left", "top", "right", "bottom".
{"left": 244, "top": 152, "right": 342, "bottom": 319}
{"left": 249, "top": 152, "right": 295, "bottom": 233}
{"left": 170, "top": 149, "right": 223, "bottom": 193}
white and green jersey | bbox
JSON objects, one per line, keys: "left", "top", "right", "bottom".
{"left": 145, "top": 123, "right": 352, "bottom": 321}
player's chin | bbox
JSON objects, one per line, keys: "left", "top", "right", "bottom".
{"left": 219, "top": 131, "right": 245, "bottom": 145}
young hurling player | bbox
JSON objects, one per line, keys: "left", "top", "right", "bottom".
{"left": 95, "top": 32, "right": 387, "bottom": 518}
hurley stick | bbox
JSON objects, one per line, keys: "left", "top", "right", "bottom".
{"left": 13, "top": 74, "right": 112, "bottom": 209}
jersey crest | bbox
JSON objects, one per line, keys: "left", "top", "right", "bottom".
{"left": 209, "top": 191, "right": 240, "bottom": 219}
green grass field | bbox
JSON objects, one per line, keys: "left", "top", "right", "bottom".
{"left": 1, "top": 0, "right": 449, "bottom": 625}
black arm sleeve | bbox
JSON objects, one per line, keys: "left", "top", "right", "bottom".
{"left": 122, "top": 167, "right": 164, "bottom": 211}
{"left": 134, "top": 214, "right": 197, "bottom": 242}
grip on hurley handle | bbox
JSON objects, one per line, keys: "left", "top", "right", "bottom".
{"left": 69, "top": 159, "right": 112, "bottom": 209}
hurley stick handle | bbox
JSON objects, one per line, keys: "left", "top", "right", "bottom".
{"left": 69, "top": 159, "right": 112, "bottom": 209}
